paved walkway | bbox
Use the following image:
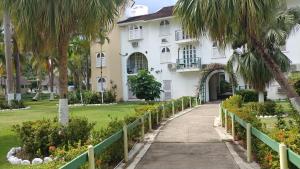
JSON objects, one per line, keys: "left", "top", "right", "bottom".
{"left": 135, "top": 103, "right": 240, "bottom": 169}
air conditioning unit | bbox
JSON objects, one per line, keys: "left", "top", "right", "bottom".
{"left": 132, "top": 41, "right": 139, "bottom": 48}
{"left": 167, "top": 63, "right": 176, "bottom": 71}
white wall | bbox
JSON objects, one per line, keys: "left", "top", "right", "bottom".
{"left": 119, "top": 1, "right": 300, "bottom": 101}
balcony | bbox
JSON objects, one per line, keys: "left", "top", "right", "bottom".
{"left": 129, "top": 29, "right": 143, "bottom": 41}
{"left": 175, "top": 30, "right": 197, "bottom": 44}
{"left": 176, "top": 57, "right": 201, "bottom": 72}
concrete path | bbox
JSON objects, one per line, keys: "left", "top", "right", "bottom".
{"left": 134, "top": 103, "right": 240, "bottom": 169}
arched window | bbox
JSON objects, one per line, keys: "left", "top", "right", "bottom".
{"left": 127, "top": 53, "right": 148, "bottom": 74}
{"left": 161, "top": 38, "right": 169, "bottom": 44}
{"left": 160, "top": 20, "right": 170, "bottom": 36}
{"left": 96, "top": 53, "right": 106, "bottom": 68}
{"left": 161, "top": 47, "right": 170, "bottom": 54}
{"left": 97, "top": 78, "right": 106, "bottom": 92}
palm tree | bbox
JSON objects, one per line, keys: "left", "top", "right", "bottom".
{"left": 175, "top": 0, "right": 300, "bottom": 111}
{"left": 228, "top": 47, "right": 290, "bottom": 103}
{"left": 12, "top": 36, "right": 22, "bottom": 101}
{"left": 1, "top": 5, "right": 14, "bottom": 105}
{"left": 4, "top": 0, "right": 127, "bottom": 125}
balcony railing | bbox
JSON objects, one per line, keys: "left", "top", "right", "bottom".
{"left": 176, "top": 57, "right": 201, "bottom": 71}
{"left": 175, "top": 30, "right": 195, "bottom": 42}
{"left": 129, "top": 30, "right": 143, "bottom": 41}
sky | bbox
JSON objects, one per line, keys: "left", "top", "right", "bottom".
{"left": 134, "top": 0, "right": 177, "bottom": 12}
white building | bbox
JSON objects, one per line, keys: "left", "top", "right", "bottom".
{"left": 117, "top": 3, "right": 300, "bottom": 102}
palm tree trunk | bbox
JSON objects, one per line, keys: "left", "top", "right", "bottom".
{"left": 49, "top": 59, "right": 54, "bottom": 101}
{"left": 12, "top": 37, "right": 22, "bottom": 101}
{"left": 58, "top": 35, "right": 69, "bottom": 126}
{"left": 258, "top": 91, "right": 264, "bottom": 103}
{"left": 3, "top": 9, "right": 14, "bottom": 105}
{"left": 251, "top": 37, "right": 300, "bottom": 111}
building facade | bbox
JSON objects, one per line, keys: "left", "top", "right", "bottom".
{"left": 90, "top": 26, "right": 123, "bottom": 101}
{"left": 118, "top": 2, "right": 300, "bottom": 102}
{"left": 91, "top": 1, "right": 300, "bottom": 102}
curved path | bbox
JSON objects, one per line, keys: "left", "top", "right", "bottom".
{"left": 135, "top": 103, "right": 239, "bottom": 169}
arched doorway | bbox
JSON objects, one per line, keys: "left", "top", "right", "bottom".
{"left": 199, "top": 64, "right": 233, "bottom": 103}
{"left": 207, "top": 70, "right": 226, "bottom": 101}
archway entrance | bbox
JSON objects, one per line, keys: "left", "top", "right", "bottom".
{"left": 199, "top": 64, "right": 233, "bottom": 103}
{"left": 208, "top": 72, "right": 226, "bottom": 101}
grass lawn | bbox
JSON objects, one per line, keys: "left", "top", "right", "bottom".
{"left": 0, "top": 100, "right": 142, "bottom": 168}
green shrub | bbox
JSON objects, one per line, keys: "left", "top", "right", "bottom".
{"left": 244, "top": 101, "right": 277, "bottom": 116}
{"left": 236, "top": 90, "right": 260, "bottom": 102}
{"left": 13, "top": 117, "right": 95, "bottom": 159}
{"left": 0, "top": 100, "right": 26, "bottom": 109}
{"left": 222, "top": 95, "right": 300, "bottom": 169}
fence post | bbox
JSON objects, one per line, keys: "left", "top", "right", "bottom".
{"left": 88, "top": 145, "right": 95, "bottom": 169}
{"left": 231, "top": 115, "right": 235, "bottom": 140}
{"left": 246, "top": 123, "right": 252, "bottom": 163}
{"left": 219, "top": 104, "right": 222, "bottom": 125}
{"left": 224, "top": 110, "right": 228, "bottom": 132}
{"left": 123, "top": 125, "right": 129, "bottom": 163}
{"left": 156, "top": 110, "right": 159, "bottom": 125}
{"left": 141, "top": 117, "right": 145, "bottom": 139}
{"left": 162, "top": 104, "right": 166, "bottom": 119}
{"left": 172, "top": 101, "right": 175, "bottom": 116}
{"left": 182, "top": 98, "right": 184, "bottom": 111}
{"left": 148, "top": 112, "right": 152, "bottom": 131}
{"left": 279, "top": 143, "right": 288, "bottom": 169}
{"left": 189, "top": 97, "right": 192, "bottom": 108}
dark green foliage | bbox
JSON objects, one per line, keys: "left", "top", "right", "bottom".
{"left": 244, "top": 101, "right": 277, "bottom": 116}
{"left": 293, "top": 80, "right": 300, "bottom": 95}
{"left": 128, "top": 70, "right": 162, "bottom": 101}
{"left": 13, "top": 117, "right": 95, "bottom": 159}
{"left": 236, "top": 89, "right": 260, "bottom": 102}
{"left": 67, "top": 89, "right": 117, "bottom": 105}
{"left": 0, "top": 100, "right": 25, "bottom": 109}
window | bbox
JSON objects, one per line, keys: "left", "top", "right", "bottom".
{"left": 161, "top": 46, "right": 171, "bottom": 63}
{"left": 160, "top": 20, "right": 170, "bottom": 36}
{"left": 161, "top": 47, "right": 170, "bottom": 54}
{"left": 161, "top": 38, "right": 169, "bottom": 44}
{"left": 97, "top": 77, "right": 106, "bottom": 92}
{"left": 127, "top": 53, "right": 148, "bottom": 74}
{"left": 96, "top": 53, "right": 106, "bottom": 68}
{"left": 129, "top": 25, "right": 143, "bottom": 40}
{"left": 178, "top": 45, "right": 197, "bottom": 68}
{"left": 163, "top": 80, "right": 172, "bottom": 100}
{"left": 212, "top": 42, "right": 225, "bottom": 59}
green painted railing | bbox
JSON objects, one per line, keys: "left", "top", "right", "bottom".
{"left": 60, "top": 96, "right": 199, "bottom": 169}
{"left": 221, "top": 106, "right": 300, "bottom": 169}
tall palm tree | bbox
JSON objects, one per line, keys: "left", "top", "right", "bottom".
{"left": 1, "top": 4, "right": 14, "bottom": 105}
{"left": 175, "top": 0, "right": 300, "bottom": 111}
{"left": 4, "top": 0, "right": 127, "bottom": 125}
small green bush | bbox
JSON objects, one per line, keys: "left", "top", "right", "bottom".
{"left": 236, "top": 90, "right": 260, "bottom": 102}
{"left": 13, "top": 117, "right": 95, "bottom": 159}
{"left": 0, "top": 100, "right": 26, "bottom": 109}
{"left": 245, "top": 101, "right": 277, "bottom": 116}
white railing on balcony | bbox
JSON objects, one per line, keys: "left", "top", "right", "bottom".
{"left": 129, "top": 29, "right": 143, "bottom": 41}
{"left": 175, "top": 30, "right": 194, "bottom": 41}
{"left": 176, "top": 57, "right": 201, "bottom": 70}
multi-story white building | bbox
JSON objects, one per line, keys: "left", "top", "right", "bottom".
{"left": 116, "top": 2, "right": 300, "bottom": 102}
